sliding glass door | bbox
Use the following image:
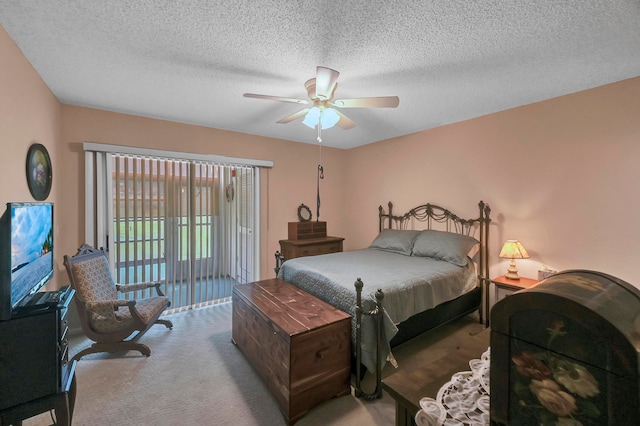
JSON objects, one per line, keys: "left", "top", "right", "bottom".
{"left": 107, "top": 153, "right": 257, "bottom": 311}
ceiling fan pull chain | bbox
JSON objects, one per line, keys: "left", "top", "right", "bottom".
{"left": 316, "top": 123, "right": 324, "bottom": 221}
{"left": 317, "top": 125, "right": 323, "bottom": 164}
{"left": 317, "top": 164, "right": 323, "bottom": 221}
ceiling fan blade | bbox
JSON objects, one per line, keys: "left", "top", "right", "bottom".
{"left": 243, "top": 93, "right": 309, "bottom": 104}
{"left": 276, "top": 108, "right": 310, "bottom": 124}
{"left": 315, "top": 66, "right": 340, "bottom": 99}
{"left": 335, "top": 110, "right": 357, "bottom": 130}
{"left": 332, "top": 96, "right": 400, "bottom": 108}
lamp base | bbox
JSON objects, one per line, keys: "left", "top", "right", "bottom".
{"left": 505, "top": 259, "right": 520, "bottom": 280}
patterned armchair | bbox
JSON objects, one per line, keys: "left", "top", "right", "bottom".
{"left": 64, "top": 244, "right": 173, "bottom": 361}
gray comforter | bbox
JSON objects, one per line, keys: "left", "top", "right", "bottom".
{"left": 277, "top": 248, "right": 476, "bottom": 371}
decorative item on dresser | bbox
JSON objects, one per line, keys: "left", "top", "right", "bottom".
{"left": 297, "top": 203, "right": 312, "bottom": 222}
{"left": 491, "top": 269, "right": 640, "bottom": 425}
{"left": 278, "top": 200, "right": 491, "bottom": 400}
{"left": 232, "top": 278, "right": 351, "bottom": 425}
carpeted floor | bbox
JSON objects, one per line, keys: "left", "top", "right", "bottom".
{"left": 23, "top": 302, "right": 397, "bottom": 426}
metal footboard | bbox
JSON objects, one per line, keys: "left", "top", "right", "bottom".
{"left": 354, "top": 278, "right": 385, "bottom": 400}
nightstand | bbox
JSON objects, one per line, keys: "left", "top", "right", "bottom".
{"left": 489, "top": 275, "right": 539, "bottom": 323}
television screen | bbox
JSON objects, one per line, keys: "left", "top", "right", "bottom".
{"left": 9, "top": 203, "right": 54, "bottom": 307}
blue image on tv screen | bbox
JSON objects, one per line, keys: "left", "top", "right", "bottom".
{"left": 10, "top": 204, "right": 53, "bottom": 305}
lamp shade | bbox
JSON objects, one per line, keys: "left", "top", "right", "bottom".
{"left": 499, "top": 240, "right": 529, "bottom": 259}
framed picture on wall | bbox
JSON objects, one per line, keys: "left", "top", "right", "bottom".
{"left": 26, "top": 143, "right": 52, "bottom": 201}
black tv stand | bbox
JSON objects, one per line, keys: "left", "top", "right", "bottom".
{"left": 0, "top": 286, "right": 77, "bottom": 425}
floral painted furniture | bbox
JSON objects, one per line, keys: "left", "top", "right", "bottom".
{"left": 491, "top": 270, "right": 640, "bottom": 425}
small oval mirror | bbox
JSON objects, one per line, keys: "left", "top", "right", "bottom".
{"left": 297, "top": 204, "right": 312, "bottom": 222}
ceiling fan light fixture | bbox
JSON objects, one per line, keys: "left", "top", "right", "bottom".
{"left": 302, "top": 106, "right": 321, "bottom": 128}
{"left": 320, "top": 107, "right": 339, "bottom": 129}
{"left": 302, "top": 106, "right": 339, "bottom": 129}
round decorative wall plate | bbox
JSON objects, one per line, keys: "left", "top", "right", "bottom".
{"left": 26, "top": 143, "right": 52, "bottom": 201}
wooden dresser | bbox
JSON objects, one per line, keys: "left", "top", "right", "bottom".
{"left": 232, "top": 278, "right": 351, "bottom": 425}
{"left": 279, "top": 221, "right": 344, "bottom": 261}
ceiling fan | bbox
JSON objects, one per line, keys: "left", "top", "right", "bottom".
{"left": 243, "top": 66, "right": 399, "bottom": 130}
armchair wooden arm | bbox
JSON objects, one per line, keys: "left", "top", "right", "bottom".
{"left": 116, "top": 282, "right": 166, "bottom": 297}
{"left": 84, "top": 300, "right": 130, "bottom": 319}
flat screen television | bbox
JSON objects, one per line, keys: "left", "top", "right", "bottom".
{"left": 0, "top": 202, "right": 54, "bottom": 320}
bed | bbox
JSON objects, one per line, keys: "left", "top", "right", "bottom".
{"left": 277, "top": 200, "right": 491, "bottom": 398}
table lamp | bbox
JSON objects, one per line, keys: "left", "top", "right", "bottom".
{"left": 499, "top": 240, "right": 529, "bottom": 280}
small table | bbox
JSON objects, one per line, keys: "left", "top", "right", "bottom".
{"left": 382, "top": 327, "right": 490, "bottom": 426}
{"left": 491, "top": 274, "right": 538, "bottom": 303}
{"left": 486, "top": 276, "right": 538, "bottom": 327}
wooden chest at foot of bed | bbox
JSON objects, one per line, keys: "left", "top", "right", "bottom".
{"left": 232, "top": 278, "right": 351, "bottom": 425}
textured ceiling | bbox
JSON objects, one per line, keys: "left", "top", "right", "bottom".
{"left": 2, "top": 1, "right": 639, "bottom": 149}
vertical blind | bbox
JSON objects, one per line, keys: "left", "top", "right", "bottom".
{"left": 84, "top": 143, "right": 269, "bottom": 314}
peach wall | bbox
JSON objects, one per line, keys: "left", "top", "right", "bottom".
{"left": 59, "top": 106, "right": 348, "bottom": 279}
{"left": 345, "top": 77, "right": 640, "bottom": 287}
{"left": 0, "top": 26, "right": 63, "bottom": 288}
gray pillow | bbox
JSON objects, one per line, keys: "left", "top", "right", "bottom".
{"left": 369, "top": 229, "right": 421, "bottom": 256}
{"left": 411, "top": 230, "right": 480, "bottom": 266}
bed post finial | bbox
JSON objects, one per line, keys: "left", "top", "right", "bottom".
{"left": 479, "top": 200, "right": 491, "bottom": 222}
{"left": 354, "top": 278, "right": 364, "bottom": 293}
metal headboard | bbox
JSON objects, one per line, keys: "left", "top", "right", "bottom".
{"left": 378, "top": 201, "right": 492, "bottom": 288}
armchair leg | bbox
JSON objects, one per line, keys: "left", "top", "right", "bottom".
{"left": 156, "top": 319, "right": 173, "bottom": 329}
{"left": 71, "top": 341, "right": 152, "bottom": 362}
